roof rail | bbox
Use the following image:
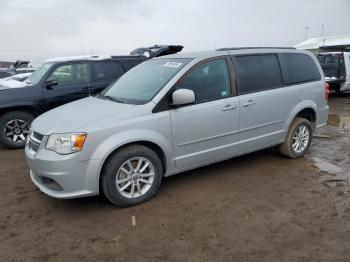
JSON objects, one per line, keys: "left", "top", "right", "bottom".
{"left": 217, "top": 47, "right": 296, "bottom": 51}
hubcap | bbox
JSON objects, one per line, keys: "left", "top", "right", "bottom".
{"left": 292, "top": 125, "right": 310, "bottom": 154}
{"left": 116, "top": 157, "right": 155, "bottom": 198}
{"left": 3, "top": 119, "right": 30, "bottom": 143}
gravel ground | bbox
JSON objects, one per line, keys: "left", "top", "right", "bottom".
{"left": 0, "top": 94, "right": 349, "bottom": 262}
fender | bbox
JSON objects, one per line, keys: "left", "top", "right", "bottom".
{"left": 0, "top": 102, "right": 40, "bottom": 114}
{"left": 283, "top": 100, "right": 317, "bottom": 137}
{"left": 86, "top": 128, "right": 175, "bottom": 192}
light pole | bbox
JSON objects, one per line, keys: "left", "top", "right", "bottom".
{"left": 304, "top": 26, "right": 310, "bottom": 40}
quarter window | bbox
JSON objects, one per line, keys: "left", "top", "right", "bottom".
{"left": 234, "top": 54, "right": 282, "bottom": 95}
{"left": 92, "top": 61, "right": 125, "bottom": 82}
{"left": 49, "top": 63, "right": 90, "bottom": 84}
{"left": 176, "top": 59, "right": 231, "bottom": 103}
{"left": 280, "top": 53, "right": 321, "bottom": 84}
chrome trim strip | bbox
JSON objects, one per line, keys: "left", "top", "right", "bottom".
{"left": 238, "top": 120, "right": 283, "bottom": 133}
{"left": 178, "top": 120, "right": 283, "bottom": 147}
{"left": 178, "top": 130, "right": 239, "bottom": 147}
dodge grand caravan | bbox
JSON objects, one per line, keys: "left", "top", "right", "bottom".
{"left": 25, "top": 48, "right": 329, "bottom": 207}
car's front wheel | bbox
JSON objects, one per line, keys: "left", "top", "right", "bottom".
{"left": 279, "top": 117, "right": 313, "bottom": 158}
{"left": 101, "top": 145, "right": 163, "bottom": 207}
{"left": 0, "top": 111, "right": 34, "bottom": 149}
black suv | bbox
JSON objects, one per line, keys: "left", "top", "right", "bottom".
{"left": 0, "top": 45, "right": 183, "bottom": 148}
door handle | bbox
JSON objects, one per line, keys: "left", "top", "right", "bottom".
{"left": 222, "top": 104, "right": 237, "bottom": 111}
{"left": 243, "top": 100, "right": 256, "bottom": 107}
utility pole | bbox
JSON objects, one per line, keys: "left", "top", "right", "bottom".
{"left": 304, "top": 26, "right": 310, "bottom": 40}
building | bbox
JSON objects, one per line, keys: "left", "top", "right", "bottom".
{"left": 295, "top": 34, "right": 350, "bottom": 53}
{"left": 0, "top": 61, "right": 13, "bottom": 69}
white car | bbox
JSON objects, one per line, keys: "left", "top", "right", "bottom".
{"left": 4, "top": 72, "right": 32, "bottom": 82}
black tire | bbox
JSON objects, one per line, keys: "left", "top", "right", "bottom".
{"left": 0, "top": 111, "right": 34, "bottom": 149}
{"left": 101, "top": 145, "right": 163, "bottom": 207}
{"left": 279, "top": 117, "right": 313, "bottom": 159}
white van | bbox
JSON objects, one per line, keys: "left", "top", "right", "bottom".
{"left": 317, "top": 52, "right": 350, "bottom": 93}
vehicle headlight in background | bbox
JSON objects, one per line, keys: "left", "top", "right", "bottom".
{"left": 46, "top": 133, "right": 87, "bottom": 154}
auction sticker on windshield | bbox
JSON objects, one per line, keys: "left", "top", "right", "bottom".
{"left": 163, "top": 61, "right": 183, "bottom": 68}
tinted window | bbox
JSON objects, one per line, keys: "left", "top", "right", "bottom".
{"left": 93, "top": 61, "right": 125, "bottom": 82}
{"left": 49, "top": 63, "right": 90, "bottom": 85}
{"left": 176, "top": 59, "right": 231, "bottom": 103}
{"left": 281, "top": 53, "right": 321, "bottom": 84}
{"left": 234, "top": 55, "right": 282, "bottom": 95}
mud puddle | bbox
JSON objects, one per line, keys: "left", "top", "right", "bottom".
{"left": 328, "top": 114, "right": 350, "bottom": 129}
{"left": 309, "top": 112, "right": 350, "bottom": 219}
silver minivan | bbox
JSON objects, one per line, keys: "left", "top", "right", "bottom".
{"left": 25, "top": 48, "right": 329, "bottom": 207}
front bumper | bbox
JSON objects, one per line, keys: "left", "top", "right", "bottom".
{"left": 25, "top": 141, "right": 101, "bottom": 199}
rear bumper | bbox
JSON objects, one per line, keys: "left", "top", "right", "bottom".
{"left": 316, "top": 105, "right": 329, "bottom": 129}
{"left": 25, "top": 145, "right": 100, "bottom": 199}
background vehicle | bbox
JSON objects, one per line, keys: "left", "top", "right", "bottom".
{"left": 2, "top": 72, "right": 32, "bottom": 82}
{"left": 0, "top": 45, "right": 183, "bottom": 149}
{"left": 0, "top": 73, "right": 30, "bottom": 90}
{"left": 25, "top": 48, "right": 328, "bottom": 207}
{"left": 317, "top": 52, "right": 350, "bottom": 93}
{"left": 0, "top": 60, "right": 35, "bottom": 79}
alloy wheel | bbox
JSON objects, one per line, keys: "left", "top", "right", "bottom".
{"left": 4, "top": 119, "right": 30, "bottom": 143}
{"left": 116, "top": 157, "right": 155, "bottom": 198}
{"left": 292, "top": 125, "right": 310, "bottom": 154}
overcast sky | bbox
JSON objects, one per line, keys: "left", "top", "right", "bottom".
{"left": 0, "top": 0, "right": 349, "bottom": 65}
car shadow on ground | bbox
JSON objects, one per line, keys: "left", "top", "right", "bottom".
{"left": 36, "top": 147, "right": 285, "bottom": 211}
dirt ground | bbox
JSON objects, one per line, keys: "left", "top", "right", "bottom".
{"left": 1, "top": 94, "right": 350, "bottom": 262}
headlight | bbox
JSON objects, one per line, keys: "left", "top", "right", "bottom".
{"left": 46, "top": 133, "right": 87, "bottom": 154}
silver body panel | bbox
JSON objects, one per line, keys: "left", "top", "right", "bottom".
{"left": 25, "top": 49, "right": 329, "bottom": 199}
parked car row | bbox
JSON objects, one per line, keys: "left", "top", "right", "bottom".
{"left": 0, "top": 45, "right": 183, "bottom": 149}
{"left": 23, "top": 47, "right": 329, "bottom": 207}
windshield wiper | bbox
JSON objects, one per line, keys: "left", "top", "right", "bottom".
{"left": 95, "top": 94, "right": 125, "bottom": 103}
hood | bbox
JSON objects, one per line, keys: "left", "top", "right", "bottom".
{"left": 130, "top": 45, "right": 183, "bottom": 58}
{"left": 0, "top": 79, "right": 27, "bottom": 90}
{"left": 31, "top": 96, "right": 138, "bottom": 135}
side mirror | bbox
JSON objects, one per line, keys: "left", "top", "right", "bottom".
{"left": 45, "top": 78, "right": 58, "bottom": 88}
{"left": 172, "top": 89, "right": 195, "bottom": 106}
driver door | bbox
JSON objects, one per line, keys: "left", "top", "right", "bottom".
{"left": 42, "top": 62, "right": 91, "bottom": 110}
{"left": 170, "top": 57, "right": 240, "bottom": 169}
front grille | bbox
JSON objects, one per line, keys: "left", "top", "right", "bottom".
{"left": 28, "top": 130, "right": 43, "bottom": 153}
{"left": 32, "top": 131, "right": 44, "bottom": 142}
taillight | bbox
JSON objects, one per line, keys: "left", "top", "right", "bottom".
{"left": 325, "top": 82, "right": 330, "bottom": 101}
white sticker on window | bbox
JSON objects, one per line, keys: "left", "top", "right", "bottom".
{"left": 163, "top": 62, "right": 183, "bottom": 68}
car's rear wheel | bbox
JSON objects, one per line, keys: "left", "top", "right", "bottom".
{"left": 0, "top": 111, "right": 34, "bottom": 149}
{"left": 101, "top": 145, "right": 163, "bottom": 207}
{"left": 279, "top": 117, "right": 313, "bottom": 158}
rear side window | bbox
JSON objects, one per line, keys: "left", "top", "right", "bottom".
{"left": 92, "top": 61, "right": 125, "bottom": 82}
{"left": 234, "top": 55, "right": 282, "bottom": 95}
{"left": 280, "top": 53, "right": 321, "bottom": 84}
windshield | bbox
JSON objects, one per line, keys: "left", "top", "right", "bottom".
{"left": 101, "top": 58, "right": 191, "bottom": 104}
{"left": 25, "top": 62, "right": 53, "bottom": 85}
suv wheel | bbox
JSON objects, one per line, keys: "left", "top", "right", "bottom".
{"left": 279, "top": 117, "right": 313, "bottom": 158}
{"left": 101, "top": 145, "right": 163, "bottom": 207}
{"left": 0, "top": 111, "right": 34, "bottom": 149}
